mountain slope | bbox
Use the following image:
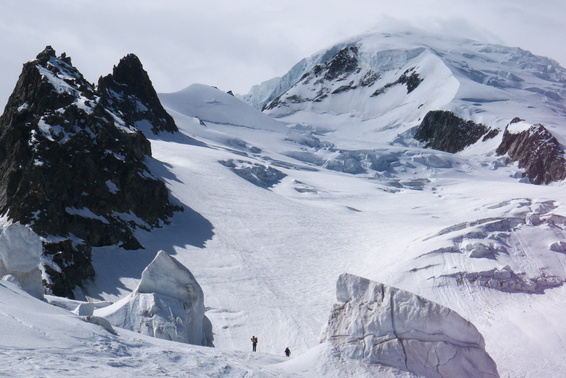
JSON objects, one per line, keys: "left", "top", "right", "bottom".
{"left": 151, "top": 32, "right": 566, "bottom": 376}
{"left": 0, "top": 32, "right": 565, "bottom": 377}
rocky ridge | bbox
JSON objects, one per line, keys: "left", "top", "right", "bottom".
{"left": 0, "top": 46, "right": 180, "bottom": 297}
{"left": 415, "top": 113, "right": 565, "bottom": 184}
{"left": 414, "top": 110, "right": 499, "bottom": 153}
{"left": 496, "top": 118, "right": 566, "bottom": 184}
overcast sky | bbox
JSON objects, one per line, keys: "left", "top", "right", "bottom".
{"left": 1, "top": 0, "right": 565, "bottom": 107}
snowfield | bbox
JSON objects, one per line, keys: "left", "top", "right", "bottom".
{"left": 1, "top": 32, "right": 566, "bottom": 377}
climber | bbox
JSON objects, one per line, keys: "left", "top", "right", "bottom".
{"left": 285, "top": 347, "right": 291, "bottom": 357}
{"left": 251, "top": 335, "right": 258, "bottom": 352}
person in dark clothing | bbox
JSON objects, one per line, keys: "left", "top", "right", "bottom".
{"left": 251, "top": 336, "right": 258, "bottom": 352}
{"left": 285, "top": 347, "right": 291, "bottom": 357}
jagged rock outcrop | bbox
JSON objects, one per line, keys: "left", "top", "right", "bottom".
{"left": 98, "top": 54, "right": 177, "bottom": 134}
{"left": 322, "top": 273, "right": 499, "bottom": 378}
{"left": 94, "top": 251, "right": 213, "bottom": 346}
{"left": 323, "top": 46, "right": 359, "bottom": 81}
{"left": 414, "top": 110, "right": 498, "bottom": 153}
{"left": 0, "top": 46, "right": 180, "bottom": 297}
{"left": 496, "top": 118, "right": 566, "bottom": 184}
{"left": 371, "top": 67, "right": 423, "bottom": 96}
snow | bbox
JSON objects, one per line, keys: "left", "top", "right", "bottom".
{"left": 507, "top": 120, "right": 533, "bottom": 134}
{"left": 105, "top": 180, "right": 119, "bottom": 194}
{"left": 65, "top": 207, "right": 109, "bottom": 223}
{"left": 237, "top": 76, "right": 281, "bottom": 109}
{"left": 0, "top": 31, "right": 565, "bottom": 377}
{"left": 0, "top": 279, "right": 291, "bottom": 377}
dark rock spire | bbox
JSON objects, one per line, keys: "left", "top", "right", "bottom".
{"left": 98, "top": 53, "right": 178, "bottom": 134}
{"left": 0, "top": 46, "right": 181, "bottom": 297}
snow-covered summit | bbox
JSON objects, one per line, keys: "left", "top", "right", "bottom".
{"left": 246, "top": 31, "right": 566, "bottom": 145}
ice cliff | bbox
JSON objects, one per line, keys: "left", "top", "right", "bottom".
{"left": 94, "top": 251, "right": 213, "bottom": 346}
{"left": 0, "top": 223, "right": 44, "bottom": 299}
{"left": 322, "top": 273, "right": 499, "bottom": 378}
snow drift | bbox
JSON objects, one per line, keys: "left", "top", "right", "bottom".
{"left": 94, "top": 250, "right": 213, "bottom": 346}
{"left": 321, "top": 273, "right": 499, "bottom": 378}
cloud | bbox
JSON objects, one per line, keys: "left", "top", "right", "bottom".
{"left": 0, "top": 0, "right": 564, "bottom": 107}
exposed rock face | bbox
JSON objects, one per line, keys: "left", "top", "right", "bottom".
{"left": 264, "top": 46, "right": 362, "bottom": 110}
{"left": 94, "top": 251, "right": 213, "bottom": 346}
{"left": 0, "top": 46, "right": 180, "bottom": 297}
{"left": 414, "top": 110, "right": 498, "bottom": 153}
{"left": 98, "top": 54, "right": 177, "bottom": 134}
{"left": 496, "top": 119, "right": 566, "bottom": 184}
{"left": 322, "top": 273, "right": 499, "bottom": 378}
{"left": 323, "top": 46, "right": 359, "bottom": 81}
{"left": 371, "top": 67, "right": 423, "bottom": 96}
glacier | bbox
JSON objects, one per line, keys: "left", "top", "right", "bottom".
{"left": 0, "top": 30, "right": 564, "bottom": 377}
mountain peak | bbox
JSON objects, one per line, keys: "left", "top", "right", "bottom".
{"left": 243, "top": 31, "right": 566, "bottom": 184}
{"left": 0, "top": 47, "right": 182, "bottom": 297}
{"left": 111, "top": 53, "right": 151, "bottom": 95}
{"left": 36, "top": 45, "right": 56, "bottom": 63}
{"left": 98, "top": 53, "right": 178, "bottom": 134}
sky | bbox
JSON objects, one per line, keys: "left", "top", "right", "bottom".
{"left": 0, "top": 0, "right": 565, "bottom": 107}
